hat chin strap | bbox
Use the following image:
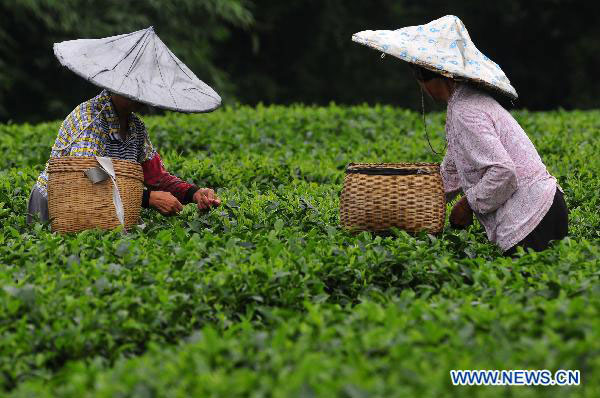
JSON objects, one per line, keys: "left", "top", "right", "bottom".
{"left": 421, "top": 87, "right": 446, "bottom": 157}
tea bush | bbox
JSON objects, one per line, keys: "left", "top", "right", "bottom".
{"left": 1, "top": 105, "right": 599, "bottom": 397}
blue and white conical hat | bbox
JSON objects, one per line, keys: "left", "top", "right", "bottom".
{"left": 352, "top": 15, "right": 517, "bottom": 99}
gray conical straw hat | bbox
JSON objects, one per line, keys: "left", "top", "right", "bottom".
{"left": 54, "top": 27, "right": 221, "bottom": 113}
{"left": 352, "top": 15, "right": 517, "bottom": 99}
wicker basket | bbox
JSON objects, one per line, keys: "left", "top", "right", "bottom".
{"left": 340, "top": 163, "right": 446, "bottom": 234}
{"left": 47, "top": 157, "right": 144, "bottom": 233}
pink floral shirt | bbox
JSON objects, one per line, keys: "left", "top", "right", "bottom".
{"left": 441, "top": 84, "right": 558, "bottom": 251}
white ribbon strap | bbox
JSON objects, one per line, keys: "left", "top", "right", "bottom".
{"left": 88, "top": 156, "right": 125, "bottom": 227}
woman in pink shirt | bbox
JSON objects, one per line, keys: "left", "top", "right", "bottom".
{"left": 413, "top": 65, "right": 568, "bottom": 255}
{"left": 352, "top": 15, "right": 568, "bottom": 255}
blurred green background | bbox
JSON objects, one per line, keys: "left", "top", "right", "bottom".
{"left": 0, "top": 0, "right": 598, "bottom": 123}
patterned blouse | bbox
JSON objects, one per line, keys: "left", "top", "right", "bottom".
{"left": 441, "top": 84, "right": 558, "bottom": 251}
{"left": 35, "top": 90, "right": 199, "bottom": 206}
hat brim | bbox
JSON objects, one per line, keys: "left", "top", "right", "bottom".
{"left": 54, "top": 27, "right": 222, "bottom": 113}
{"left": 352, "top": 16, "right": 518, "bottom": 100}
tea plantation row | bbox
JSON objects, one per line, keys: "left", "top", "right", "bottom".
{"left": 1, "top": 105, "right": 599, "bottom": 397}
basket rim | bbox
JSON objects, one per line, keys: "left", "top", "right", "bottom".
{"left": 48, "top": 156, "right": 141, "bottom": 166}
{"left": 346, "top": 162, "right": 440, "bottom": 171}
{"left": 48, "top": 156, "right": 144, "bottom": 181}
{"left": 345, "top": 167, "right": 437, "bottom": 175}
{"left": 347, "top": 162, "right": 440, "bottom": 167}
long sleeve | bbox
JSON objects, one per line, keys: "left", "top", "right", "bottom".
{"left": 141, "top": 153, "right": 199, "bottom": 204}
{"left": 136, "top": 121, "right": 199, "bottom": 205}
{"left": 443, "top": 84, "right": 558, "bottom": 251}
{"left": 455, "top": 107, "right": 518, "bottom": 214}
{"left": 440, "top": 154, "right": 461, "bottom": 201}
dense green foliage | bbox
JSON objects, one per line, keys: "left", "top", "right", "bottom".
{"left": 1, "top": 106, "right": 599, "bottom": 396}
{"left": 1, "top": 1, "right": 599, "bottom": 123}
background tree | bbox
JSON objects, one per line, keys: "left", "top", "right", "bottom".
{"left": 0, "top": 0, "right": 253, "bottom": 123}
{"left": 220, "top": 0, "right": 600, "bottom": 110}
{"left": 0, "top": 0, "right": 598, "bottom": 123}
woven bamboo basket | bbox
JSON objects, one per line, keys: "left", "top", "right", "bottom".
{"left": 47, "top": 157, "right": 144, "bottom": 233}
{"left": 340, "top": 163, "right": 446, "bottom": 234}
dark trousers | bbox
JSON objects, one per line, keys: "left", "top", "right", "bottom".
{"left": 27, "top": 186, "right": 50, "bottom": 224}
{"left": 504, "top": 188, "right": 568, "bottom": 256}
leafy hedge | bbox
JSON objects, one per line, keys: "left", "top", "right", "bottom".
{"left": 1, "top": 105, "right": 599, "bottom": 396}
{"left": 11, "top": 289, "right": 600, "bottom": 398}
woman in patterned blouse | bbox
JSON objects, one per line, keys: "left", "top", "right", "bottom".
{"left": 412, "top": 65, "right": 568, "bottom": 255}
{"left": 27, "top": 90, "right": 221, "bottom": 223}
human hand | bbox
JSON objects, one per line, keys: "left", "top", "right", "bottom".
{"left": 193, "top": 188, "right": 221, "bottom": 211}
{"left": 149, "top": 191, "right": 183, "bottom": 216}
{"left": 450, "top": 196, "right": 474, "bottom": 229}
